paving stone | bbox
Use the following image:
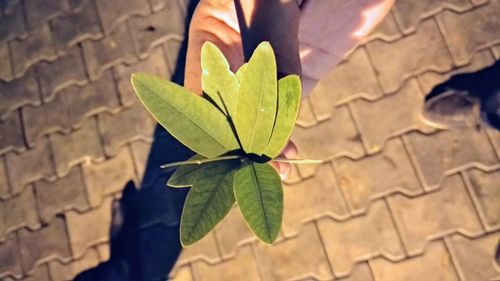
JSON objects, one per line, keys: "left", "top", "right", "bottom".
{"left": 49, "top": 247, "right": 101, "bottom": 281}
{"left": 364, "top": 11, "right": 401, "bottom": 43}
{"left": 19, "top": 217, "right": 72, "bottom": 273}
{"left": 417, "top": 49, "right": 496, "bottom": 94}
{"left": 37, "top": 46, "right": 87, "bottom": 101}
{"left": 0, "top": 233, "right": 22, "bottom": 279}
{"left": 214, "top": 207, "right": 255, "bottom": 259}
{"left": 95, "top": 242, "right": 110, "bottom": 262}
{"left": 82, "top": 24, "right": 137, "bottom": 80}
{"left": 10, "top": 24, "right": 57, "bottom": 77}
{"left": 254, "top": 223, "right": 332, "bottom": 281}
{"left": 437, "top": 0, "right": 500, "bottom": 66}
{"left": 113, "top": 47, "right": 170, "bottom": 106}
{"left": 388, "top": 174, "right": 483, "bottom": 255}
{"left": 192, "top": 245, "right": 261, "bottom": 281}
{"left": 308, "top": 47, "right": 383, "bottom": 121}
{"left": 366, "top": 19, "right": 454, "bottom": 94}
{"left": 169, "top": 265, "right": 194, "bottom": 281}
{"left": 337, "top": 263, "right": 374, "bottom": 281}
{"left": 282, "top": 163, "right": 349, "bottom": 236}
{"left": 98, "top": 102, "right": 156, "bottom": 157}
{"left": 334, "top": 138, "right": 422, "bottom": 214}
{"left": 448, "top": 233, "right": 500, "bottom": 281}
{"left": 318, "top": 200, "right": 404, "bottom": 277}
{"left": 50, "top": 118, "right": 104, "bottom": 176}
{"left": 24, "top": 0, "right": 68, "bottom": 30}
{"left": 493, "top": 44, "right": 500, "bottom": 60}
{"left": 351, "top": 79, "right": 433, "bottom": 153}
{"left": 291, "top": 106, "right": 364, "bottom": 163}
{"left": 487, "top": 128, "right": 500, "bottom": 159}
{"left": 51, "top": 0, "right": 102, "bottom": 50}
{"left": 129, "top": 140, "right": 152, "bottom": 182}
{"left": 12, "top": 264, "right": 50, "bottom": 281}
{"left": 370, "top": 241, "right": 459, "bottom": 281}
{"left": 95, "top": 0, "right": 150, "bottom": 33}
{"left": 0, "top": 157, "right": 8, "bottom": 198}
{"left": 392, "top": 0, "right": 472, "bottom": 34}
{"left": 295, "top": 97, "right": 318, "bottom": 127}
{"left": 82, "top": 148, "right": 135, "bottom": 207}
{"left": 5, "top": 138, "right": 55, "bottom": 194}
{"left": 404, "top": 127, "right": 498, "bottom": 188}
{"left": 467, "top": 169, "right": 500, "bottom": 229}
{"left": 0, "top": 43, "right": 12, "bottom": 81}
{"left": 177, "top": 231, "right": 221, "bottom": 265}
{"left": 66, "top": 196, "right": 113, "bottom": 257}
{"left": 0, "top": 113, "right": 25, "bottom": 155}
{"left": 0, "top": 187, "right": 39, "bottom": 240}
{"left": 0, "top": 3, "right": 26, "bottom": 44}
{"left": 34, "top": 166, "right": 90, "bottom": 223}
{"left": 129, "top": 4, "right": 184, "bottom": 57}
{"left": 163, "top": 38, "right": 183, "bottom": 75}
{"left": 0, "top": 69, "right": 40, "bottom": 120}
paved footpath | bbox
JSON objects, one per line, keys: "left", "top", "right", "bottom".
{"left": 0, "top": 0, "right": 499, "bottom": 280}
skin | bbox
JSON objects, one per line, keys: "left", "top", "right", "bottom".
{"left": 184, "top": 0, "right": 395, "bottom": 178}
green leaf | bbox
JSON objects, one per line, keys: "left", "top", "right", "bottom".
{"left": 234, "top": 162, "right": 283, "bottom": 244}
{"left": 201, "top": 42, "right": 239, "bottom": 116}
{"left": 234, "top": 42, "right": 278, "bottom": 155}
{"left": 263, "top": 75, "right": 302, "bottom": 158}
{"left": 180, "top": 160, "right": 239, "bottom": 246}
{"left": 131, "top": 73, "right": 239, "bottom": 158}
{"left": 235, "top": 63, "right": 247, "bottom": 82}
{"left": 167, "top": 155, "right": 205, "bottom": 188}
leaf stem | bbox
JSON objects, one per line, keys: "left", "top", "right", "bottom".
{"left": 161, "top": 155, "right": 242, "bottom": 169}
{"left": 270, "top": 158, "right": 323, "bottom": 164}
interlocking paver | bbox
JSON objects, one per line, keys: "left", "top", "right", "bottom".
{"left": 365, "top": 19, "right": 454, "bottom": 93}
{"left": 114, "top": 47, "right": 170, "bottom": 106}
{"left": 254, "top": 223, "right": 332, "bottom": 281}
{"left": 213, "top": 207, "right": 255, "bottom": 259}
{"left": 308, "top": 47, "right": 383, "bottom": 121}
{"left": 388, "top": 174, "right": 483, "bottom": 255}
{"left": 364, "top": 11, "right": 401, "bottom": 43}
{"left": 0, "top": 3, "right": 26, "bottom": 44}
{"left": 392, "top": 0, "right": 472, "bottom": 34}
{"left": 66, "top": 196, "right": 113, "bottom": 257}
{"left": 291, "top": 105, "right": 364, "bottom": 166}
{"left": 82, "top": 24, "right": 137, "bottom": 80}
{"left": 163, "top": 38, "right": 184, "bottom": 75}
{"left": 19, "top": 217, "right": 72, "bottom": 273}
{"left": 192, "top": 246, "right": 261, "bottom": 281}
{"left": 95, "top": 0, "right": 150, "bottom": 34}
{"left": 129, "top": 3, "right": 184, "bottom": 57}
{"left": 318, "top": 200, "right": 405, "bottom": 277}
{"left": 24, "top": 0, "right": 68, "bottom": 30}
{"left": 0, "top": 233, "right": 22, "bottom": 279}
{"left": 98, "top": 102, "right": 156, "bottom": 157}
{"left": 370, "top": 241, "right": 459, "bottom": 281}
{"left": 49, "top": 246, "right": 101, "bottom": 281}
{"left": 295, "top": 96, "right": 318, "bottom": 128}
{"left": 82, "top": 148, "right": 135, "bottom": 207}
{"left": 12, "top": 264, "right": 51, "bottom": 281}
{"left": 5, "top": 138, "right": 54, "bottom": 194}
{"left": 417, "top": 49, "right": 496, "bottom": 94}
{"left": 0, "top": 157, "right": 8, "bottom": 198}
{"left": 351, "top": 79, "right": 433, "bottom": 153}
{"left": 0, "top": 70, "right": 40, "bottom": 120}
{"left": 404, "top": 128, "right": 498, "bottom": 188}
{"left": 37, "top": 46, "right": 87, "bottom": 101}
{"left": 488, "top": 129, "right": 500, "bottom": 159}
{"left": 437, "top": 0, "right": 500, "bottom": 66}
{"left": 0, "top": 43, "right": 12, "bottom": 81}
{"left": 466, "top": 169, "right": 500, "bottom": 230}
{"left": 169, "top": 265, "right": 194, "bottom": 281}
{"left": 334, "top": 138, "right": 422, "bottom": 214}
{"left": 337, "top": 263, "right": 374, "bottom": 281}
{"left": 10, "top": 24, "right": 57, "bottom": 77}
{"left": 0, "top": 113, "right": 25, "bottom": 154}
{"left": 34, "top": 166, "right": 90, "bottom": 223}
{"left": 176, "top": 231, "right": 221, "bottom": 265}
{"left": 51, "top": 0, "right": 102, "bottom": 50}
{"left": 0, "top": 186, "right": 39, "bottom": 240}
{"left": 448, "top": 233, "right": 500, "bottom": 281}
{"left": 50, "top": 118, "right": 104, "bottom": 176}
{"left": 283, "top": 163, "right": 349, "bottom": 236}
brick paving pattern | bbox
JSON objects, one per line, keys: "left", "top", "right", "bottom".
{"left": 0, "top": 0, "right": 499, "bottom": 280}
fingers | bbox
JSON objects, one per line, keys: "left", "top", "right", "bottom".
{"left": 271, "top": 141, "right": 298, "bottom": 181}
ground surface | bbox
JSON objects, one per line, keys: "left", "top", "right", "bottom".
{"left": 0, "top": 0, "right": 499, "bottom": 280}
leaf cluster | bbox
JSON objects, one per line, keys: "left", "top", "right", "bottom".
{"left": 131, "top": 42, "right": 304, "bottom": 246}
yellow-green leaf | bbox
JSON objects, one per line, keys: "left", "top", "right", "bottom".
{"left": 234, "top": 162, "right": 283, "bottom": 244}
{"left": 235, "top": 63, "right": 247, "bottom": 82}
{"left": 201, "top": 42, "right": 239, "bottom": 116}
{"left": 263, "top": 75, "right": 301, "bottom": 158}
{"left": 131, "top": 73, "right": 239, "bottom": 158}
{"left": 234, "top": 42, "right": 277, "bottom": 155}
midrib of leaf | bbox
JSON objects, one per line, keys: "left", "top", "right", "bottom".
{"left": 185, "top": 171, "right": 229, "bottom": 241}
{"left": 136, "top": 79, "right": 231, "bottom": 152}
{"left": 267, "top": 85, "right": 291, "bottom": 147}
{"left": 248, "top": 48, "right": 269, "bottom": 152}
{"left": 250, "top": 163, "right": 271, "bottom": 240}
